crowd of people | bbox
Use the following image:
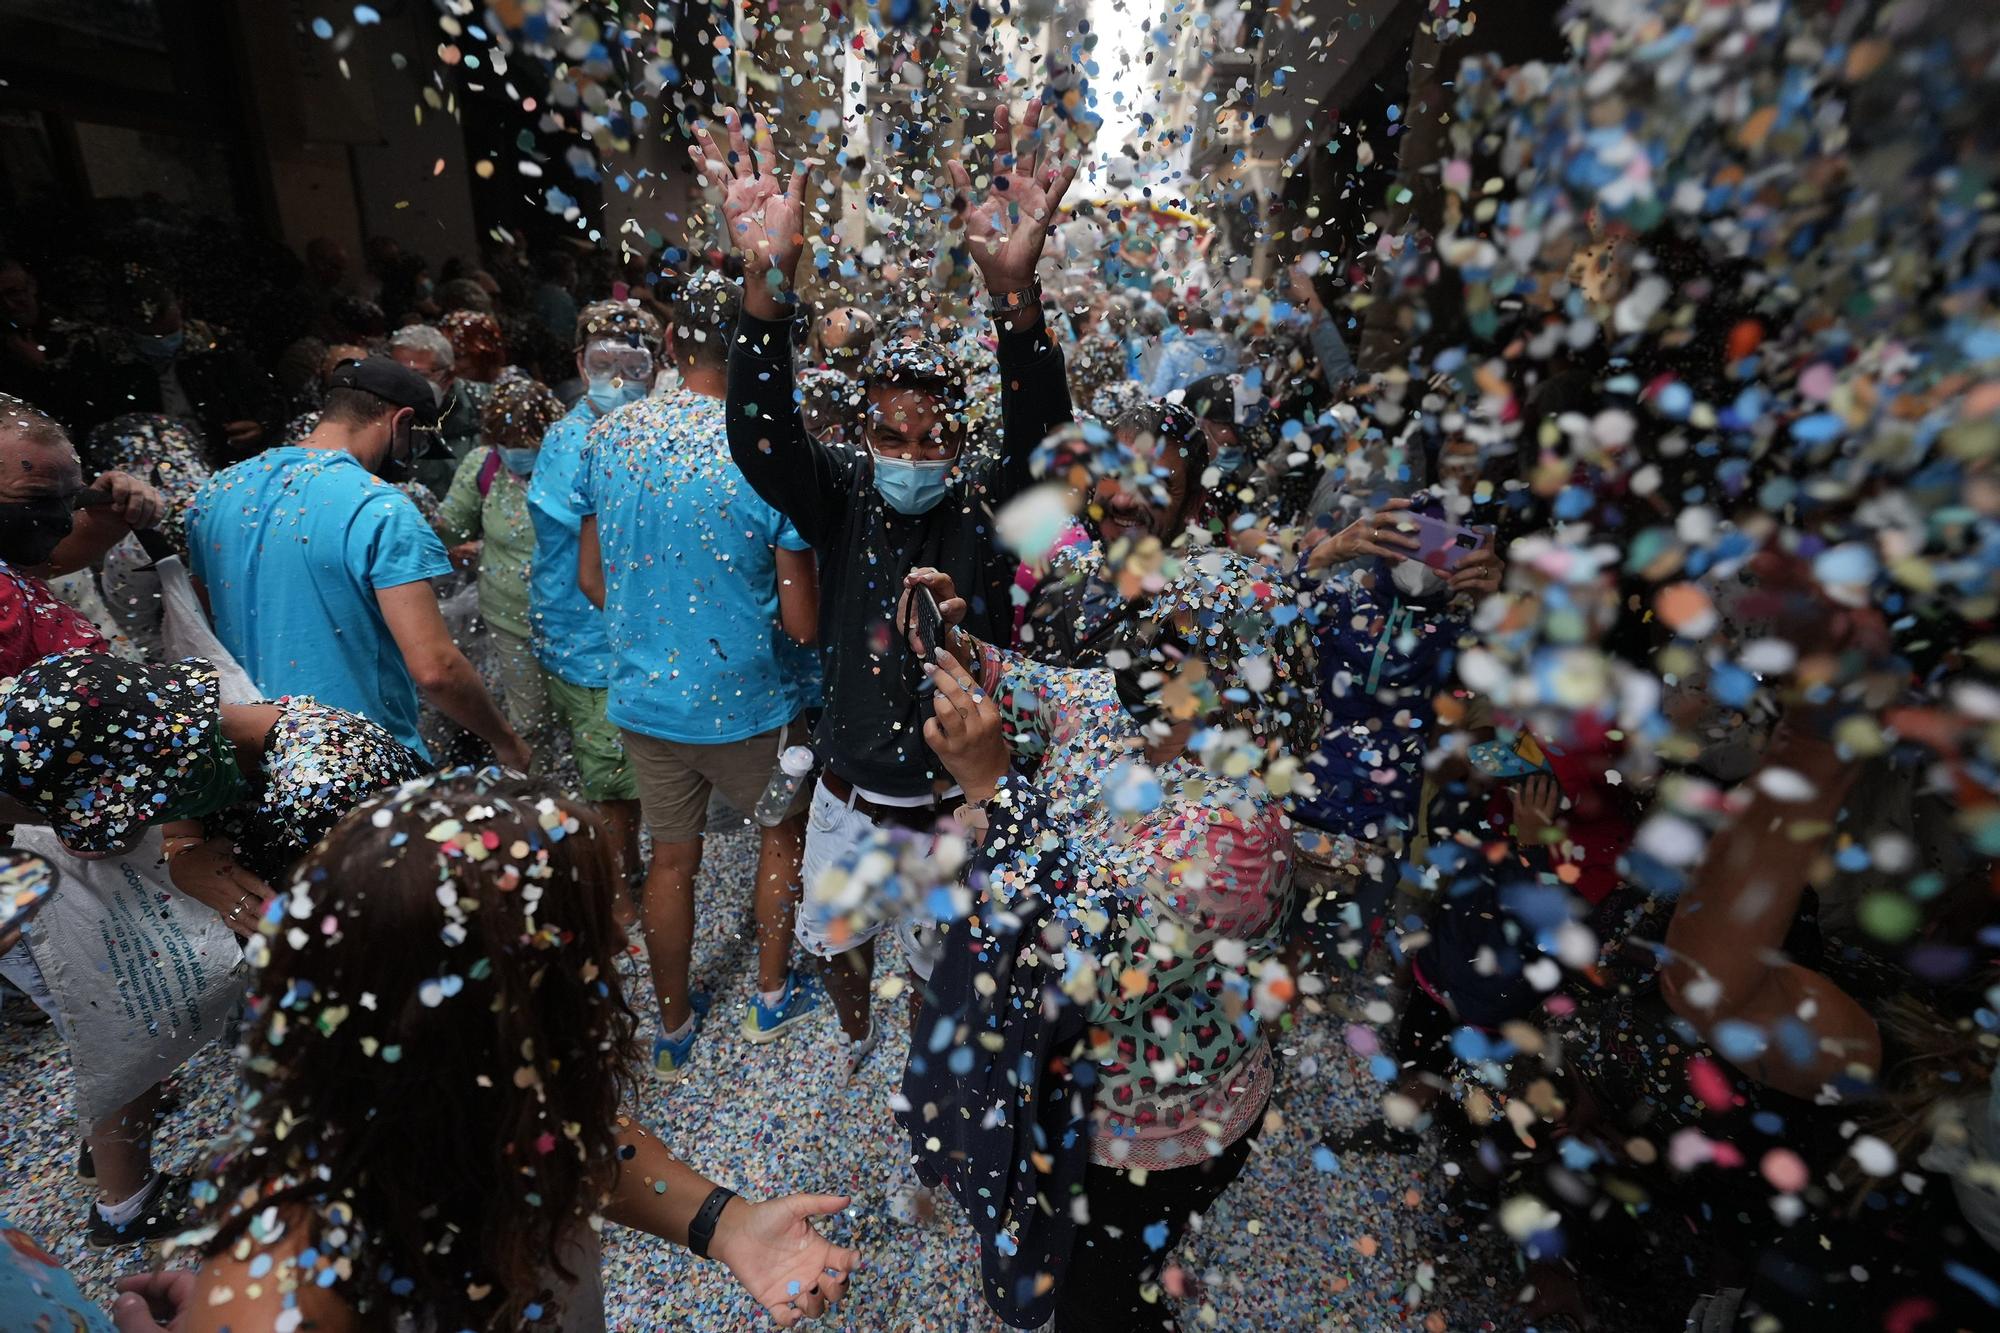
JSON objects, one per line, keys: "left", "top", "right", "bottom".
{"left": 0, "top": 0, "right": 1997, "bottom": 1328}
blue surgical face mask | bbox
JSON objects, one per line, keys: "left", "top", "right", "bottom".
{"left": 1214, "top": 446, "right": 1247, "bottom": 475}
{"left": 871, "top": 454, "right": 952, "bottom": 515}
{"left": 500, "top": 447, "right": 538, "bottom": 477}
{"left": 134, "top": 328, "right": 184, "bottom": 368}
{"left": 585, "top": 375, "right": 646, "bottom": 414}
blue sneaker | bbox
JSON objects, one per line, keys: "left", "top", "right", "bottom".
{"left": 650, "top": 1027, "right": 699, "bottom": 1082}
{"left": 741, "top": 973, "right": 823, "bottom": 1045}
{"left": 649, "top": 991, "right": 713, "bottom": 1083}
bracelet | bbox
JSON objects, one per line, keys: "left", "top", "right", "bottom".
{"left": 687, "top": 1184, "right": 738, "bottom": 1259}
{"left": 990, "top": 282, "right": 1042, "bottom": 315}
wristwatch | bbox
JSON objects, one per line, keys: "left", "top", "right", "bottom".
{"left": 990, "top": 282, "right": 1043, "bottom": 315}
{"left": 688, "top": 1185, "right": 738, "bottom": 1259}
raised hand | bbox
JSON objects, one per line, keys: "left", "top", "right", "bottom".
{"left": 947, "top": 92, "right": 1080, "bottom": 296}
{"left": 1305, "top": 499, "right": 1421, "bottom": 570}
{"left": 1447, "top": 540, "right": 1503, "bottom": 599}
{"left": 691, "top": 112, "right": 812, "bottom": 318}
{"left": 896, "top": 566, "right": 975, "bottom": 670}
{"left": 1509, "top": 773, "right": 1563, "bottom": 847}
{"left": 923, "top": 651, "right": 1009, "bottom": 803}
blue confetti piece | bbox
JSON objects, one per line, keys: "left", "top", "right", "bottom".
{"left": 1711, "top": 661, "right": 1757, "bottom": 708}
{"left": 1712, "top": 1018, "right": 1768, "bottom": 1064}
{"left": 1311, "top": 1145, "right": 1340, "bottom": 1173}
{"left": 353, "top": 4, "right": 381, "bottom": 24}
{"left": 1558, "top": 1137, "right": 1599, "bottom": 1171}
{"left": 1143, "top": 1221, "right": 1170, "bottom": 1251}
{"left": 1946, "top": 1259, "right": 2000, "bottom": 1308}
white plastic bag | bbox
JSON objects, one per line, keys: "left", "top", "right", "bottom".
{"left": 97, "top": 532, "right": 165, "bottom": 661}
{"left": 12, "top": 826, "right": 246, "bottom": 1123}
{"left": 155, "top": 553, "right": 262, "bottom": 704}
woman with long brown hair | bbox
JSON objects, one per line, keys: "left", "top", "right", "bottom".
{"left": 181, "top": 768, "right": 857, "bottom": 1331}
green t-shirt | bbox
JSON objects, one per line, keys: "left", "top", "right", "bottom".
{"left": 438, "top": 446, "right": 536, "bottom": 639}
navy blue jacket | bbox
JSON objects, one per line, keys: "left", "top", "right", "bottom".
{"left": 899, "top": 891, "right": 1092, "bottom": 1329}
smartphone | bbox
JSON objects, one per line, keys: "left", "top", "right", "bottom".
{"left": 1401, "top": 513, "right": 1486, "bottom": 572}
{"left": 0, "top": 849, "right": 58, "bottom": 954}
{"left": 911, "top": 586, "right": 943, "bottom": 659}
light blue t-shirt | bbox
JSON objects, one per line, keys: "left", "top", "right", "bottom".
{"left": 573, "top": 389, "right": 818, "bottom": 744}
{"left": 1146, "top": 328, "right": 1238, "bottom": 396}
{"left": 188, "top": 447, "right": 451, "bottom": 757}
{"left": 0, "top": 1214, "right": 114, "bottom": 1332}
{"left": 527, "top": 400, "right": 615, "bottom": 688}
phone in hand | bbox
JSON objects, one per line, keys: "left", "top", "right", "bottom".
{"left": 910, "top": 586, "right": 943, "bottom": 659}
{"left": 70, "top": 487, "right": 115, "bottom": 510}
{"left": 1401, "top": 513, "right": 1486, "bottom": 572}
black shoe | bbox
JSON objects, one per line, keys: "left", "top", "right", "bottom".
{"left": 0, "top": 982, "right": 50, "bottom": 1027}
{"left": 85, "top": 1174, "right": 190, "bottom": 1249}
{"left": 1321, "top": 1120, "right": 1425, "bottom": 1156}
{"left": 76, "top": 1141, "right": 94, "bottom": 1184}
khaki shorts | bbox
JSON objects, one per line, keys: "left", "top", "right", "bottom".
{"left": 544, "top": 674, "right": 638, "bottom": 803}
{"left": 621, "top": 722, "right": 807, "bottom": 845}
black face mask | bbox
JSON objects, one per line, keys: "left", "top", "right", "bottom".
{"left": 0, "top": 496, "right": 75, "bottom": 567}
{"left": 374, "top": 421, "right": 416, "bottom": 484}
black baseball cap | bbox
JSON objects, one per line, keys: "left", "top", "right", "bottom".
{"left": 1182, "top": 373, "right": 1242, "bottom": 426}
{"left": 329, "top": 356, "right": 446, "bottom": 430}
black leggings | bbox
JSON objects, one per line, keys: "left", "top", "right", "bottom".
{"left": 1051, "top": 1112, "right": 1265, "bottom": 1333}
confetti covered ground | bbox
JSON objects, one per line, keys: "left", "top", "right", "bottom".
{"left": 0, "top": 815, "right": 1523, "bottom": 1331}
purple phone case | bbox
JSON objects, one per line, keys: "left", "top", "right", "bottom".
{"left": 1404, "top": 514, "right": 1485, "bottom": 571}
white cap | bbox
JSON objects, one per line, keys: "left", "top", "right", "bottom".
{"left": 779, "top": 745, "right": 815, "bottom": 778}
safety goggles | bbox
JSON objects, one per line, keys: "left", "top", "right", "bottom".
{"left": 581, "top": 340, "right": 656, "bottom": 384}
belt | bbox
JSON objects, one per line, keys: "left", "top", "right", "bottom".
{"left": 820, "top": 771, "right": 963, "bottom": 831}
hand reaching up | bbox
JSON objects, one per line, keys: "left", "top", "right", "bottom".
{"left": 692, "top": 112, "right": 813, "bottom": 319}
{"left": 947, "top": 92, "right": 1080, "bottom": 297}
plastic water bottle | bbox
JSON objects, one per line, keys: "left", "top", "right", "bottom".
{"left": 753, "top": 745, "right": 817, "bottom": 827}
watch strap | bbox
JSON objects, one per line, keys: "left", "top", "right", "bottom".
{"left": 688, "top": 1184, "right": 738, "bottom": 1258}
{"left": 990, "top": 282, "right": 1043, "bottom": 313}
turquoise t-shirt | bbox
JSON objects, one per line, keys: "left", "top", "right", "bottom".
{"left": 0, "top": 1214, "right": 115, "bottom": 1331}
{"left": 188, "top": 447, "right": 452, "bottom": 758}
{"left": 573, "top": 389, "right": 818, "bottom": 744}
{"left": 526, "top": 400, "right": 615, "bottom": 688}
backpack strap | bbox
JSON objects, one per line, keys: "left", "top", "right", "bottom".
{"left": 477, "top": 447, "right": 502, "bottom": 497}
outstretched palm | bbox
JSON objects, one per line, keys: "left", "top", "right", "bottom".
{"left": 692, "top": 113, "right": 810, "bottom": 293}
{"left": 713, "top": 1194, "right": 860, "bottom": 1328}
{"left": 948, "top": 93, "right": 1081, "bottom": 294}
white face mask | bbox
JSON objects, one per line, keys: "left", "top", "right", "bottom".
{"left": 1390, "top": 558, "right": 1446, "bottom": 599}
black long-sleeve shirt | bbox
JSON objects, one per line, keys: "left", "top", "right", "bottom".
{"left": 727, "top": 310, "right": 1070, "bottom": 797}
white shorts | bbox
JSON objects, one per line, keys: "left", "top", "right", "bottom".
{"left": 796, "top": 778, "right": 945, "bottom": 980}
